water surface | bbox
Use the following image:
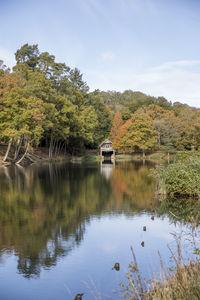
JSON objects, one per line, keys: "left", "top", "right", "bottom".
{"left": 0, "top": 161, "right": 196, "bottom": 299}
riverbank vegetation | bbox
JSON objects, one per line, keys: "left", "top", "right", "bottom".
{"left": 121, "top": 243, "right": 200, "bottom": 300}
{"left": 120, "top": 152, "right": 200, "bottom": 299}
{"left": 155, "top": 152, "right": 200, "bottom": 198}
{"left": 1, "top": 44, "right": 200, "bottom": 165}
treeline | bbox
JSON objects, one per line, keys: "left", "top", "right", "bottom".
{"left": 0, "top": 44, "right": 112, "bottom": 163}
{"left": 0, "top": 43, "right": 200, "bottom": 163}
{"left": 109, "top": 94, "right": 200, "bottom": 155}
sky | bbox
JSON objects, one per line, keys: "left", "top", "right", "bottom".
{"left": 0, "top": 0, "right": 200, "bottom": 107}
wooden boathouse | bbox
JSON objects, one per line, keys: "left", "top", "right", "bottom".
{"left": 99, "top": 139, "right": 115, "bottom": 161}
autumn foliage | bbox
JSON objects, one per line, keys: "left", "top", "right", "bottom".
{"left": 1, "top": 43, "right": 200, "bottom": 163}
{"left": 109, "top": 103, "right": 200, "bottom": 155}
{"left": 110, "top": 110, "right": 123, "bottom": 149}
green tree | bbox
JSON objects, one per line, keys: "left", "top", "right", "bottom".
{"left": 15, "top": 43, "right": 39, "bottom": 70}
{"left": 0, "top": 70, "right": 45, "bottom": 162}
{"left": 69, "top": 67, "right": 89, "bottom": 94}
{"left": 85, "top": 93, "right": 113, "bottom": 146}
{"left": 172, "top": 105, "right": 200, "bottom": 150}
{"left": 136, "top": 104, "right": 178, "bottom": 150}
{"left": 123, "top": 112, "right": 158, "bottom": 157}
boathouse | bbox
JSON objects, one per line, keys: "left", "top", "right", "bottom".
{"left": 99, "top": 139, "right": 115, "bottom": 161}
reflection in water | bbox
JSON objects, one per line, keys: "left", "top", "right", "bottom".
{"left": 0, "top": 161, "right": 157, "bottom": 279}
{"left": 100, "top": 161, "right": 115, "bottom": 179}
{"left": 0, "top": 161, "right": 193, "bottom": 300}
{"left": 159, "top": 196, "right": 200, "bottom": 224}
{"left": 110, "top": 161, "right": 157, "bottom": 210}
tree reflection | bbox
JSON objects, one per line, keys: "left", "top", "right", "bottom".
{"left": 0, "top": 161, "right": 158, "bottom": 278}
{"left": 159, "top": 197, "right": 200, "bottom": 224}
{"left": 110, "top": 161, "right": 157, "bottom": 211}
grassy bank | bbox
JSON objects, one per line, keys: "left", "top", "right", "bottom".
{"left": 116, "top": 151, "right": 175, "bottom": 162}
{"left": 82, "top": 152, "right": 171, "bottom": 163}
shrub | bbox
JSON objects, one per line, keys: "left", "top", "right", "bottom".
{"left": 156, "top": 154, "right": 200, "bottom": 198}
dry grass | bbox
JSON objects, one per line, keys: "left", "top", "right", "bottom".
{"left": 121, "top": 240, "right": 200, "bottom": 300}
{"left": 147, "top": 260, "right": 200, "bottom": 300}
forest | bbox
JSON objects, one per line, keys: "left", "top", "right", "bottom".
{"left": 0, "top": 44, "right": 200, "bottom": 163}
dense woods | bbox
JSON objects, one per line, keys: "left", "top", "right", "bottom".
{"left": 0, "top": 44, "right": 200, "bottom": 163}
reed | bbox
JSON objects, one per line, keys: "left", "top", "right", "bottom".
{"left": 121, "top": 240, "right": 200, "bottom": 300}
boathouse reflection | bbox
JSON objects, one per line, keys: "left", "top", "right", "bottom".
{"left": 100, "top": 161, "right": 115, "bottom": 180}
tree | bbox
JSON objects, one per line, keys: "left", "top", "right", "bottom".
{"left": 115, "top": 119, "right": 131, "bottom": 151}
{"left": 15, "top": 44, "right": 39, "bottom": 70}
{"left": 110, "top": 110, "right": 123, "bottom": 149}
{"left": 173, "top": 107, "right": 200, "bottom": 151}
{"left": 136, "top": 104, "right": 178, "bottom": 150}
{"left": 84, "top": 93, "right": 113, "bottom": 146}
{"left": 69, "top": 68, "right": 89, "bottom": 94}
{"left": 0, "top": 60, "right": 10, "bottom": 75}
{"left": 67, "top": 105, "right": 98, "bottom": 154}
{"left": 122, "top": 112, "right": 158, "bottom": 157}
{"left": 0, "top": 70, "right": 45, "bottom": 162}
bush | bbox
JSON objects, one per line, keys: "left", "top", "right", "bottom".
{"left": 156, "top": 154, "right": 200, "bottom": 197}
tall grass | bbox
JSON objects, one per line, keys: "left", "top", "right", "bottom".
{"left": 147, "top": 260, "right": 200, "bottom": 300}
{"left": 121, "top": 242, "right": 200, "bottom": 300}
{"left": 120, "top": 226, "right": 200, "bottom": 300}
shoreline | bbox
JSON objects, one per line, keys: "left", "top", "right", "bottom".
{"left": 0, "top": 145, "right": 177, "bottom": 166}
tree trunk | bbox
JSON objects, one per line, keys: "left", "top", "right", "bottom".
{"left": 3, "top": 138, "right": 12, "bottom": 162}
{"left": 14, "top": 138, "right": 23, "bottom": 160}
{"left": 142, "top": 150, "right": 145, "bottom": 165}
{"left": 49, "top": 136, "right": 53, "bottom": 158}
{"left": 54, "top": 140, "right": 58, "bottom": 156}
{"left": 60, "top": 141, "right": 65, "bottom": 154}
{"left": 52, "top": 139, "right": 56, "bottom": 157}
{"left": 64, "top": 143, "right": 67, "bottom": 155}
{"left": 26, "top": 153, "right": 38, "bottom": 163}
{"left": 158, "top": 132, "right": 161, "bottom": 150}
{"left": 57, "top": 141, "right": 62, "bottom": 155}
{"left": 16, "top": 142, "right": 29, "bottom": 165}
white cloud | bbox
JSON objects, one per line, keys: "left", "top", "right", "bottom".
{"left": 100, "top": 51, "right": 116, "bottom": 62}
{"left": 0, "top": 47, "right": 15, "bottom": 68}
{"left": 135, "top": 68, "right": 200, "bottom": 107}
{"left": 152, "top": 60, "right": 200, "bottom": 71}
{"left": 85, "top": 60, "right": 200, "bottom": 108}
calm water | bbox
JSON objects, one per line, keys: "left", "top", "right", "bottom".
{"left": 0, "top": 161, "right": 196, "bottom": 300}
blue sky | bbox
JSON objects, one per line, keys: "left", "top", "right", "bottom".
{"left": 1, "top": 0, "right": 200, "bottom": 107}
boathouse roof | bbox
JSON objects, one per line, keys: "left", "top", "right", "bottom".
{"left": 99, "top": 139, "right": 113, "bottom": 147}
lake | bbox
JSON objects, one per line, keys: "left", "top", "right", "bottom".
{"left": 0, "top": 161, "right": 197, "bottom": 300}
